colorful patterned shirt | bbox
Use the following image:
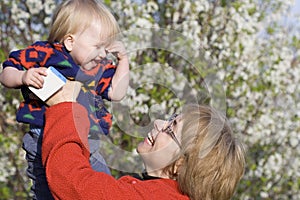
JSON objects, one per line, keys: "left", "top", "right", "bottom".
{"left": 3, "top": 41, "right": 116, "bottom": 135}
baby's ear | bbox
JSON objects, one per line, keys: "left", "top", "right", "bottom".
{"left": 63, "top": 34, "right": 75, "bottom": 51}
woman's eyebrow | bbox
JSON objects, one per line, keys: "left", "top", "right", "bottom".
{"left": 172, "top": 116, "right": 182, "bottom": 131}
{"left": 175, "top": 114, "right": 183, "bottom": 123}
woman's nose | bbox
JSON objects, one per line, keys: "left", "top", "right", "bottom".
{"left": 154, "top": 119, "right": 166, "bottom": 131}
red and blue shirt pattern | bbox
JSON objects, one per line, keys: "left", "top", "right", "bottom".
{"left": 3, "top": 41, "right": 116, "bottom": 135}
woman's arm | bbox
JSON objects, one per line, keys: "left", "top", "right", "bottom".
{"left": 42, "top": 102, "right": 122, "bottom": 199}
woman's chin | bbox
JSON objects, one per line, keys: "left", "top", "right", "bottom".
{"left": 137, "top": 140, "right": 152, "bottom": 154}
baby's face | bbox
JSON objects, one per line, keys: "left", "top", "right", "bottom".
{"left": 70, "top": 20, "right": 111, "bottom": 71}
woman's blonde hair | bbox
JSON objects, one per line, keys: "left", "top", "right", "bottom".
{"left": 164, "top": 105, "right": 246, "bottom": 200}
{"left": 48, "top": 0, "right": 120, "bottom": 43}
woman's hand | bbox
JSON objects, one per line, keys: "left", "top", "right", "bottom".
{"left": 46, "top": 80, "right": 82, "bottom": 106}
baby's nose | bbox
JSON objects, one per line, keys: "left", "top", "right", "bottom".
{"left": 98, "top": 47, "right": 107, "bottom": 59}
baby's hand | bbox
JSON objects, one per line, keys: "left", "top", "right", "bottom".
{"left": 105, "top": 40, "right": 129, "bottom": 101}
{"left": 106, "top": 41, "right": 128, "bottom": 64}
{"left": 22, "top": 67, "right": 47, "bottom": 88}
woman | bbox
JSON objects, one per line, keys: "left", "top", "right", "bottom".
{"left": 42, "top": 81, "right": 246, "bottom": 200}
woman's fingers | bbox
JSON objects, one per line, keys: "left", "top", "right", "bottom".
{"left": 45, "top": 80, "right": 82, "bottom": 106}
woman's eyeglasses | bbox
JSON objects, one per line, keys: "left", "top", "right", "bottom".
{"left": 161, "top": 114, "right": 181, "bottom": 148}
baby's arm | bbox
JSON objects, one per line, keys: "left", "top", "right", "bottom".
{"left": 106, "top": 41, "right": 129, "bottom": 101}
{"left": 0, "top": 67, "right": 47, "bottom": 89}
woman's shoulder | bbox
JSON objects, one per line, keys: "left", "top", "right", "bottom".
{"left": 118, "top": 175, "right": 189, "bottom": 199}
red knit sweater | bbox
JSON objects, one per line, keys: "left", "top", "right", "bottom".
{"left": 42, "top": 102, "right": 190, "bottom": 200}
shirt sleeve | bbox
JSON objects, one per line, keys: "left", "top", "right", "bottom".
{"left": 2, "top": 48, "right": 34, "bottom": 70}
{"left": 95, "top": 59, "right": 117, "bottom": 100}
{"left": 2, "top": 41, "right": 82, "bottom": 80}
{"left": 42, "top": 103, "right": 134, "bottom": 199}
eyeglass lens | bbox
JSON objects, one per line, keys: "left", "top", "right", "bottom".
{"left": 163, "top": 114, "right": 181, "bottom": 148}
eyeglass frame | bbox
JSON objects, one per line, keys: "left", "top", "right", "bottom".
{"left": 160, "top": 113, "right": 182, "bottom": 148}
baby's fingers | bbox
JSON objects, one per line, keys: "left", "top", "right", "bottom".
{"left": 33, "top": 74, "right": 45, "bottom": 88}
{"left": 23, "top": 68, "right": 47, "bottom": 88}
{"left": 25, "top": 75, "right": 43, "bottom": 89}
{"left": 36, "top": 67, "right": 48, "bottom": 76}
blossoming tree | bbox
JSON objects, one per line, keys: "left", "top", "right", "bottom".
{"left": 0, "top": 0, "right": 299, "bottom": 199}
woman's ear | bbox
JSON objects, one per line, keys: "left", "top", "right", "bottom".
{"left": 173, "top": 157, "right": 184, "bottom": 175}
{"left": 63, "top": 34, "right": 75, "bottom": 51}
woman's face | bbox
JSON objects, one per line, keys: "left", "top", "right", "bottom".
{"left": 137, "top": 115, "right": 183, "bottom": 175}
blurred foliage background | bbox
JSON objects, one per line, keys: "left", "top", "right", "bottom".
{"left": 0, "top": 0, "right": 300, "bottom": 199}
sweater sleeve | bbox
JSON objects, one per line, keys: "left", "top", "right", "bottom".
{"left": 2, "top": 41, "right": 82, "bottom": 80}
{"left": 42, "top": 103, "right": 134, "bottom": 199}
{"left": 2, "top": 47, "right": 34, "bottom": 70}
{"left": 2, "top": 41, "right": 56, "bottom": 70}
